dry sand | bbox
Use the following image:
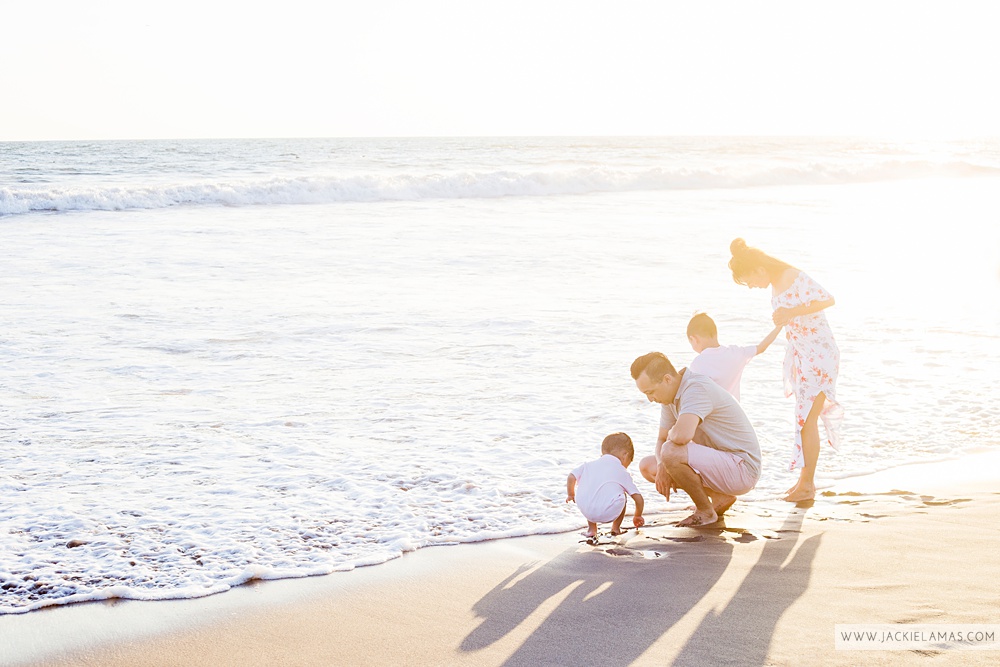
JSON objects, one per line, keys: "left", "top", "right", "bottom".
{"left": 5, "top": 451, "right": 1000, "bottom": 667}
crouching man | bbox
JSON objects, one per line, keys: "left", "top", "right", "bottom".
{"left": 630, "top": 352, "right": 762, "bottom": 526}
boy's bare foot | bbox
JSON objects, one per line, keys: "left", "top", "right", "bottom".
{"left": 783, "top": 483, "right": 816, "bottom": 502}
{"left": 677, "top": 508, "right": 718, "bottom": 527}
{"left": 713, "top": 493, "right": 737, "bottom": 515}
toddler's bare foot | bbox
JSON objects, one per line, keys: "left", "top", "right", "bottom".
{"left": 677, "top": 508, "right": 718, "bottom": 527}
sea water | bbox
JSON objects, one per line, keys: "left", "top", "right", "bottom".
{"left": 2, "top": 137, "right": 999, "bottom": 614}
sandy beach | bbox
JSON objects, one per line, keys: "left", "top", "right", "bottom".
{"left": 6, "top": 450, "right": 1000, "bottom": 667}
{"left": 7, "top": 3, "right": 1000, "bottom": 665}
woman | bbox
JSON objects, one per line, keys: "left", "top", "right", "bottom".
{"left": 728, "top": 238, "right": 843, "bottom": 502}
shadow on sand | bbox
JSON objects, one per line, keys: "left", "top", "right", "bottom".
{"left": 671, "top": 510, "right": 821, "bottom": 666}
{"left": 460, "top": 509, "right": 819, "bottom": 666}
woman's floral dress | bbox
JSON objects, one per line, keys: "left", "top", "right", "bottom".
{"left": 772, "top": 272, "right": 843, "bottom": 470}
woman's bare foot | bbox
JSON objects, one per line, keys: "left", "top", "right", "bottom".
{"left": 783, "top": 483, "right": 816, "bottom": 502}
{"left": 785, "top": 474, "right": 807, "bottom": 495}
{"left": 677, "top": 508, "right": 718, "bottom": 527}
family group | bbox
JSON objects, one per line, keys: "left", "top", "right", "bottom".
{"left": 566, "top": 238, "right": 844, "bottom": 534}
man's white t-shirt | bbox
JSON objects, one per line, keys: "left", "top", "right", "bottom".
{"left": 570, "top": 454, "right": 640, "bottom": 523}
{"left": 689, "top": 344, "right": 757, "bottom": 401}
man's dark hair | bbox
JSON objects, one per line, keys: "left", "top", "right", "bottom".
{"left": 630, "top": 352, "right": 678, "bottom": 381}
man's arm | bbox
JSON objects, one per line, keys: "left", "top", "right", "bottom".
{"left": 653, "top": 427, "right": 674, "bottom": 500}
{"left": 756, "top": 324, "right": 784, "bottom": 355}
{"left": 654, "top": 427, "right": 670, "bottom": 461}
{"left": 666, "top": 413, "right": 701, "bottom": 446}
{"left": 655, "top": 414, "right": 700, "bottom": 498}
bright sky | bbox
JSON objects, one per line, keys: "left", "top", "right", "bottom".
{"left": 4, "top": 1, "right": 1000, "bottom": 140}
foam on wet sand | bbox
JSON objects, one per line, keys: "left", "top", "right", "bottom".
{"left": 6, "top": 450, "right": 1000, "bottom": 667}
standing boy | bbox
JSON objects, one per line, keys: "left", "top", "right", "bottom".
{"left": 687, "top": 312, "right": 782, "bottom": 401}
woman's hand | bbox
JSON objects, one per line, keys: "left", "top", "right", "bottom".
{"left": 772, "top": 307, "right": 795, "bottom": 326}
{"left": 774, "top": 298, "right": 834, "bottom": 326}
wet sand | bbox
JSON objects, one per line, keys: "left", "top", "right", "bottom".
{"left": 5, "top": 451, "right": 1000, "bottom": 667}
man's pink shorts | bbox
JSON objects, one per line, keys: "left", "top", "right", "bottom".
{"left": 686, "top": 443, "right": 758, "bottom": 496}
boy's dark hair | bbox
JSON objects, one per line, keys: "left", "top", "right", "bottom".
{"left": 686, "top": 312, "right": 718, "bottom": 339}
{"left": 601, "top": 432, "right": 634, "bottom": 459}
{"left": 630, "top": 352, "right": 678, "bottom": 381}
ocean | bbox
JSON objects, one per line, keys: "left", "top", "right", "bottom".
{"left": 2, "top": 136, "right": 999, "bottom": 614}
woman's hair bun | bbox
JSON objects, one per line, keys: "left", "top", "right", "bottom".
{"left": 730, "top": 238, "right": 748, "bottom": 255}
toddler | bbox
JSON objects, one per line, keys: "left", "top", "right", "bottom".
{"left": 566, "top": 432, "right": 645, "bottom": 537}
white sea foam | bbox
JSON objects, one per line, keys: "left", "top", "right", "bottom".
{"left": 1, "top": 159, "right": 997, "bottom": 215}
{"left": 2, "top": 138, "right": 999, "bottom": 615}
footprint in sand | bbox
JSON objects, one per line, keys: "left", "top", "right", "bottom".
{"left": 605, "top": 547, "right": 634, "bottom": 556}
{"left": 731, "top": 532, "right": 758, "bottom": 543}
{"left": 921, "top": 498, "right": 972, "bottom": 507}
{"left": 601, "top": 547, "right": 668, "bottom": 560}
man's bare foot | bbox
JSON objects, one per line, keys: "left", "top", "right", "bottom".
{"left": 783, "top": 483, "right": 815, "bottom": 502}
{"left": 677, "top": 508, "right": 718, "bottom": 527}
{"left": 713, "top": 493, "right": 737, "bottom": 515}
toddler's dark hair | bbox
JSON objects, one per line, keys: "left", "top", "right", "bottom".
{"left": 601, "top": 432, "right": 634, "bottom": 459}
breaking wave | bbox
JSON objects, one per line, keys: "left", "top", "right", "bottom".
{"left": 2, "top": 160, "right": 997, "bottom": 216}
